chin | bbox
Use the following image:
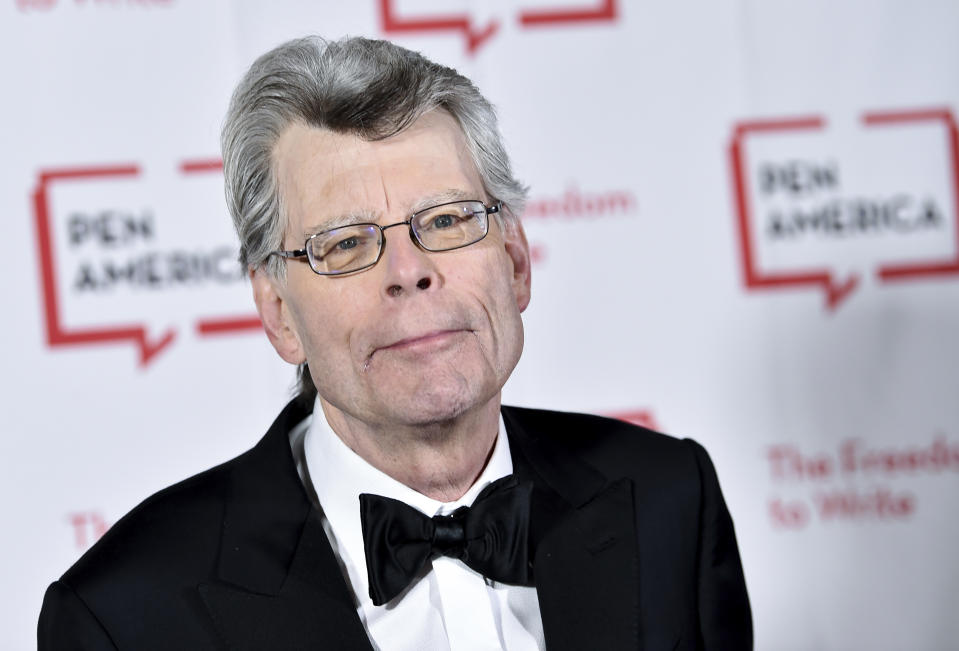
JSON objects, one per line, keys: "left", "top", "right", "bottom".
{"left": 385, "top": 383, "right": 494, "bottom": 428}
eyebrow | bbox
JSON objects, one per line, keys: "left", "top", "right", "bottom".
{"left": 301, "top": 188, "right": 481, "bottom": 238}
{"left": 302, "top": 210, "right": 376, "bottom": 239}
{"left": 409, "top": 188, "right": 477, "bottom": 213}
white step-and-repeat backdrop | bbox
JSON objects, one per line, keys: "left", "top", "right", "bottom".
{"left": 3, "top": 1, "right": 957, "bottom": 649}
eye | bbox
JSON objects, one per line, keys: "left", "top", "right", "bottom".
{"left": 431, "top": 213, "right": 456, "bottom": 229}
{"left": 312, "top": 227, "right": 378, "bottom": 261}
{"left": 336, "top": 236, "right": 359, "bottom": 250}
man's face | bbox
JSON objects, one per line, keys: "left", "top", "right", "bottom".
{"left": 260, "top": 110, "right": 531, "bottom": 428}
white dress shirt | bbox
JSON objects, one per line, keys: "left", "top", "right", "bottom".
{"left": 289, "top": 399, "right": 545, "bottom": 651}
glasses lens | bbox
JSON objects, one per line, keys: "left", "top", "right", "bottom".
{"left": 412, "top": 201, "right": 489, "bottom": 251}
{"left": 308, "top": 225, "right": 382, "bottom": 274}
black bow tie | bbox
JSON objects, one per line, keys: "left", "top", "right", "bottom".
{"left": 359, "top": 475, "right": 534, "bottom": 606}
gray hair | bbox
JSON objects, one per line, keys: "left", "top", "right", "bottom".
{"left": 221, "top": 35, "right": 528, "bottom": 402}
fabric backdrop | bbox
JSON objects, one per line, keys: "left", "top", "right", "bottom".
{"left": 3, "top": 1, "right": 957, "bottom": 649}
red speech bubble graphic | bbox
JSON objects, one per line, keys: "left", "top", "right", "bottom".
{"left": 379, "top": 0, "right": 619, "bottom": 55}
{"left": 33, "top": 165, "right": 177, "bottom": 365}
{"left": 729, "top": 108, "right": 959, "bottom": 310}
{"left": 33, "top": 158, "right": 263, "bottom": 366}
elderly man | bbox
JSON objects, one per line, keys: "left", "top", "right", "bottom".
{"left": 39, "top": 36, "right": 751, "bottom": 650}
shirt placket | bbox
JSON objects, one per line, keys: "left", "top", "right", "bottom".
{"left": 432, "top": 556, "right": 503, "bottom": 651}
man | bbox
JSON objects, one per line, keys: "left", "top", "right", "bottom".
{"left": 39, "top": 36, "right": 751, "bottom": 650}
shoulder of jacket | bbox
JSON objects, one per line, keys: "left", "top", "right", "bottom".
{"left": 502, "top": 404, "right": 705, "bottom": 492}
{"left": 59, "top": 447, "right": 247, "bottom": 591}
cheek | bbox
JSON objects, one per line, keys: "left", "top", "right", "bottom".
{"left": 485, "top": 251, "right": 522, "bottom": 313}
{"left": 285, "top": 281, "right": 354, "bottom": 364}
{"left": 469, "top": 252, "right": 524, "bottom": 336}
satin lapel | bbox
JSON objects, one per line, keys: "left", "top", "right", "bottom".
{"left": 197, "top": 399, "right": 373, "bottom": 650}
{"left": 534, "top": 479, "right": 642, "bottom": 651}
{"left": 504, "top": 407, "right": 643, "bottom": 651}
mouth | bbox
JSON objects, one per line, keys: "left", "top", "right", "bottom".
{"left": 364, "top": 329, "right": 472, "bottom": 368}
{"left": 380, "top": 329, "right": 468, "bottom": 352}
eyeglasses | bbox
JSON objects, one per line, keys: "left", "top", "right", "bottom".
{"left": 272, "top": 200, "right": 500, "bottom": 276}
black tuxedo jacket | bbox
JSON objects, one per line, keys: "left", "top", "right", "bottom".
{"left": 39, "top": 401, "right": 752, "bottom": 650}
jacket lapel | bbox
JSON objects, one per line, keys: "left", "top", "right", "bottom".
{"left": 197, "top": 399, "right": 373, "bottom": 650}
{"left": 504, "top": 406, "right": 644, "bottom": 651}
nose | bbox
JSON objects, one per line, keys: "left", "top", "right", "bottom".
{"left": 379, "top": 222, "right": 440, "bottom": 298}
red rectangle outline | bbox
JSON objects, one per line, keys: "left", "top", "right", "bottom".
{"left": 33, "top": 165, "right": 176, "bottom": 364}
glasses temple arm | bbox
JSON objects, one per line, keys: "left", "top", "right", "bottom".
{"left": 272, "top": 249, "right": 308, "bottom": 259}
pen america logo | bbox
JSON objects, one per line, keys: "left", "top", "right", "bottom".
{"left": 729, "top": 107, "right": 959, "bottom": 311}
{"left": 379, "top": 0, "right": 618, "bottom": 55}
{"left": 32, "top": 159, "right": 259, "bottom": 366}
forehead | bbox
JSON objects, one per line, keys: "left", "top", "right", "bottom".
{"left": 273, "top": 110, "right": 485, "bottom": 235}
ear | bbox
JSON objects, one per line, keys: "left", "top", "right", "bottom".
{"left": 250, "top": 267, "right": 307, "bottom": 365}
{"left": 501, "top": 216, "right": 532, "bottom": 313}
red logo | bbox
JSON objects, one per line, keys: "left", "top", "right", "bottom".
{"left": 32, "top": 159, "right": 260, "bottom": 366}
{"left": 379, "top": 0, "right": 618, "bottom": 55}
{"left": 729, "top": 108, "right": 959, "bottom": 310}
